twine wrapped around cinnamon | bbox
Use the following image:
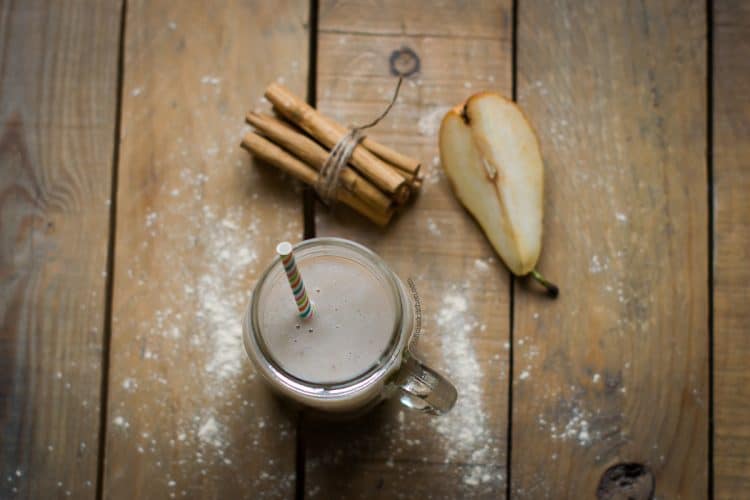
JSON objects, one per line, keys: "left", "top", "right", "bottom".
{"left": 242, "top": 79, "right": 423, "bottom": 225}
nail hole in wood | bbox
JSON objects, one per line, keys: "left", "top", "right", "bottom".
{"left": 596, "top": 462, "right": 654, "bottom": 500}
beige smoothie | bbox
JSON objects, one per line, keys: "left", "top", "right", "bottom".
{"left": 258, "top": 254, "right": 398, "bottom": 385}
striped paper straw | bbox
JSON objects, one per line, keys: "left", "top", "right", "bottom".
{"left": 276, "top": 241, "right": 314, "bottom": 319}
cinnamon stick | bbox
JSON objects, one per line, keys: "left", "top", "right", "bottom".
{"left": 362, "top": 138, "right": 421, "bottom": 177}
{"left": 265, "top": 83, "right": 408, "bottom": 199}
{"left": 392, "top": 163, "right": 423, "bottom": 190}
{"left": 241, "top": 132, "right": 393, "bottom": 226}
{"left": 246, "top": 112, "right": 392, "bottom": 212}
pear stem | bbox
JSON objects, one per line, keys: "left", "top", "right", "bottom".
{"left": 530, "top": 269, "right": 559, "bottom": 298}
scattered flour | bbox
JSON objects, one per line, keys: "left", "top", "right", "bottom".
{"left": 200, "top": 75, "right": 222, "bottom": 86}
{"left": 418, "top": 106, "right": 451, "bottom": 137}
{"left": 145, "top": 211, "right": 158, "bottom": 228}
{"left": 538, "top": 404, "right": 593, "bottom": 447}
{"left": 431, "top": 289, "right": 502, "bottom": 488}
{"left": 113, "top": 416, "right": 129, "bottom": 429}
{"left": 589, "top": 254, "right": 608, "bottom": 274}
{"left": 197, "top": 416, "right": 223, "bottom": 449}
{"left": 426, "top": 218, "right": 441, "bottom": 236}
{"left": 424, "top": 156, "right": 444, "bottom": 186}
{"left": 196, "top": 207, "right": 260, "bottom": 381}
{"left": 131, "top": 87, "right": 143, "bottom": 97}
{"left": 615, "top": 212, "right": 628, "bottom": 223}
{"left": 474, "top": 259, "right": 490, "bottom": 271}
{"left": 122, "top": 378, "right": 137, "bottom": 392}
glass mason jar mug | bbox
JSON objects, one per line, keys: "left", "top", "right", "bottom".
{"left": 243, "top": 237, "right": 457, "bottom": 416}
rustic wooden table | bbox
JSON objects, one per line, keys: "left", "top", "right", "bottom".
{"left": 2, "top": 1, "right": 747, "bottom": 498}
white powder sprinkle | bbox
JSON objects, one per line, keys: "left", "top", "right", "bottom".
{"left": 425, "top": 156, "right": 444, "bottom": 186}
{"left": 589, "top": 254, "right": 608, "bottom": 274}
{"left": 474, "top": 259, "right": 490, "bottom": 271}
{"left": 519, "top": 370, "right": 530, "bottom": 380}
{"left": 200, "top": 75, "right": 221, "bottom": 86}
{"left": 145, "top": 211, "right": 158, "bottom": 228}
{"left": 615, "top": 212, "right": 628, "bottom": 222}
{"left": 592, "top": 373, "right": 601, "bottom": 383}
{"left": 168, "top": 21, "right": 177, "bottom": 31}
{"left": 113, "top": 416, "right": 129, "bottom": 429}
{"left": 122, "top": 378, "right": 137, "bottom": 392}
{"left": 426, "top": 218, "right": 441, "bottom": 237}
{"left": 431, "top": 290, "right": 501, "bottom": 488}
{"left": 131, "top": 87, "right": 143, "bottom": 97}
{"left": 540, "top": 404, "right": 593, "bottom": 447}
{"left": 197, "top": 416, "right": 223, "bottom": 448}
{"left": 418, "top": 106, "right": 451, "bottom": 137}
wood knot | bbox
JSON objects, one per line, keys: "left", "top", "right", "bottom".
{"left": 596, "top": 463, "right": 654, "bottom": 500}
{"left": 389, "top": 47, "right": 420, "bottom": 77}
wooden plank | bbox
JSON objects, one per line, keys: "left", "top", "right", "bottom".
{"left": 0, "top": 1, "right": 121, "bottom": 498}
{"left": 318, "top": 0, "right": 510, "bottom": 38}
{"left": 305, "top": 2, "right": 512, "bottom": 498}
{"left": 103, "top": 1, "right": 308, "bottom": 497}
{"left": 714, "top": 1, "right": 750, "bottom": 497}
{"left": 511, "top": 1, "right": 708, "bottom": 497}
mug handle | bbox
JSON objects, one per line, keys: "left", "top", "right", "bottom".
{"left": 394, "top": 354, "right": 457, "bottom": 415}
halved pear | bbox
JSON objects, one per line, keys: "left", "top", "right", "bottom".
{"left": 439, "top": 92, "right": 557, "bottom": 296}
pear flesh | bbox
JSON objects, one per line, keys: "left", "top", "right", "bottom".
{"left": 439, "top": 92, "right": 554, "bottom": 292}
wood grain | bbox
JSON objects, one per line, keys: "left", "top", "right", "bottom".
{"left": 0, "top": 1, "right": 121, "bottom": 498}
{"left": 103, "top": 1, "right": 307, "bottom": 497}
{"left": 511, "top": 1, "right": 708, "bottom": 498}
{"left": 714, "top": 1, "right": 750, "bottom": 497}
{"left": 306, "top": 2, "right": 512, "bottom": 498}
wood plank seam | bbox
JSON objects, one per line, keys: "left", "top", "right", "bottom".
{"left": 506, "top": 1, "right": 519, "bottom": 498}
{"left": 707, "top": 2, "right": 715, "bottom": 499}
{"left": 298, "top": 6, "right": 320, "bottom": 500}
{"left": 96, "top": 1, "right": 127, "bottom": 499}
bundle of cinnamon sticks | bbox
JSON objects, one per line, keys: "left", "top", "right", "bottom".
{"left": 241, "top": 83, "right": 423, "bottom": 226}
